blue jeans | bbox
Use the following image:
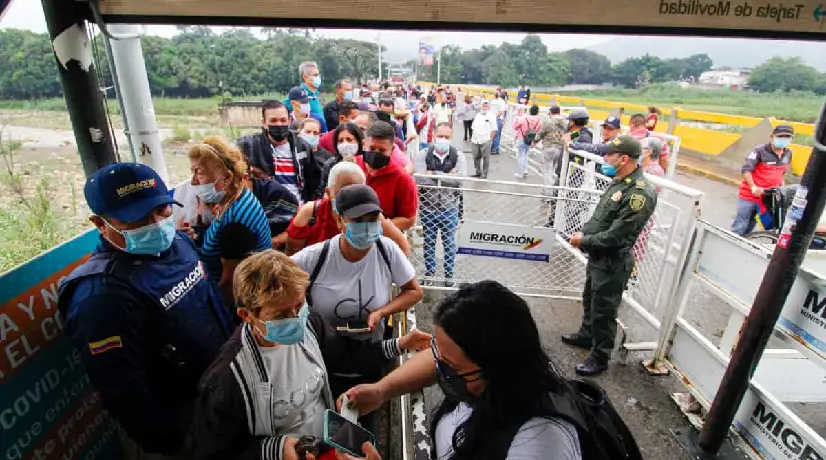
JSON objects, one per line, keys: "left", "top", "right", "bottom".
{"left": 491, "top": 118, "right": 504, "bottom": 153}
{"left": 517, "top": 141, "right": 530, "bottom": 175}
{"left": 422, "top": 207, "right": 460, "bottom": 278}
{"left": 731, "top": 198, "right": 760, "bottom": 236}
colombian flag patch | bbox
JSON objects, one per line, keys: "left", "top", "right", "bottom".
{"left": 88, "top": 336, "right": 123, "bottom": 355}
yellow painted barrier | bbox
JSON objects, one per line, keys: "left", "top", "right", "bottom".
{"left": 422, "top": 82, "right": 816, "bottom": 176}
{"left": 673, "top": 125, "right": 741, "bottom": 156}
{"left": 771, "top": 119, "right": 816, "bottom": 137}
{"left": 789, "top": 144, "right": 812, "bottom": 176}
{"left": 675, "top": 109, "right": 763, "bottom": 127}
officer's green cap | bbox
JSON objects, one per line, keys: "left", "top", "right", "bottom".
{"left": 598, "top": 135, "right": 642, "bottom": 158}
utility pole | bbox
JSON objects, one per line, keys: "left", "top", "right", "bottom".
{"left": 41, "top": 0, "right": 116, "bottom": 178}
{"left": 378, "top": 31, "right": 383, "bottom": 81}
{"left": 691, "top": 101, "right": 826, "bottom": 455}
{"left": 107, "top": 24, "right": 168, "bottom": 182}
{"left": 437, "top": 51, "right": 442, "bottom": 85}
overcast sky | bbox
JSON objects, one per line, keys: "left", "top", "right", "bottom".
{"left": 0, "top": 0, "right": 616, "bottom": 63}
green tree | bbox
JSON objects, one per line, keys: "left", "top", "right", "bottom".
{"left": 748, "top": 57, "right": 825, "bottom": 94}
{"left": 683, "top": 54, "right": 714, "bottom": 80}
{"left": 565, "top": 49, "right": 612, "bottom": 84}
{"left": 481, "top": 48, "right": 519, "bottom": 87}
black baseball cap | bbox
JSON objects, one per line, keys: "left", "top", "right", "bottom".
{"left": 85, "top": 163, "right": 180, "bottom": 223}
{"left": 773, "top": 125, "right": 794, "bottom": 136}
{"left": 288, "top": 86, "right": 310, "bottom": 103}
{"left": 601, "top": 116, "right": 621, "bottom": 130}
{"left": 336, "top": 184, "right": 383, "bottom": 218}
{"left": 568, "top": 110, "right": 589, "bottom": 120}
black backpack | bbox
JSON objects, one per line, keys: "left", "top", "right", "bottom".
{"left": 495, "top": 378, "right": 643, "bottom": 460}
{"left": 521, "top": 118, "right": 541, "bottom": 145}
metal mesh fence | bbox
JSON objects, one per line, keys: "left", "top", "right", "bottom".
{"left": 410, "top": 175, "right": 589, "bottom": 298}
{"left": 408, "top": 136, "right": 700, "bottom": 322}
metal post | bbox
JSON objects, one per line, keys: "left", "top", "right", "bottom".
{"left": 378, "top": 32, "right": 382, "bottom": 81}
{"left": 107, "top": 24, "right": 168, "bottom": 183}
{"left": 41, "top": 0, "right": 116, "bottom": 178}
{"left": 437, "top": 51, "right": 442, "bottom": 85}
{"left": 102, "top": 33, "right": 136, "bottom": 162}
{"left": 697, "top": 99, "right": 826, "bottom": 453}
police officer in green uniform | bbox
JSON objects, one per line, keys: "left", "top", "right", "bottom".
{"left": 563, "top": 135, "right": 657, "bottom": 376}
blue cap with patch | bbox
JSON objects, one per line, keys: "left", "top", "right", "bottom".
{"left": 601, "top": 116, "right": 621, "bottom": 130}
{"left": 84, "top": 163, "right": 180, "bottom": 223}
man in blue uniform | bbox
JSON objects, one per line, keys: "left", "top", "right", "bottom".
{"left": 58, "top": 163, "right": 235, "bottom": 459}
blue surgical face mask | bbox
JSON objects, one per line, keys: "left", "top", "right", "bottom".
{"left": 191, "top": 182, "right": 226, "bottom": 204}
{"left": 257, "top": 303, "right": 309, "bottom": 345}
{"left": 362, "top": 98, "right": 373, "bottom": 105}
{"left": 772, "top": 137, "right": 792, "bottom": 149}
{"left": 600, "top": 162, "right": 617, "bottom": 177}
{"left": 300, "top": 133, "right": 319, "bottom": 149}
{"left": 105, "top": 215, "right": 176, "bottom": 255}
{"left": 344, "top": 221, "right": 383, "bottom": 250}
{"left": 434, "top": 138, "right": 451, "bottom": 153}
{"left": 343, "top": 90, "right": 354, "bottom": 102}
{"left": 312, "top": 75, "right": 322, "bottom": 88}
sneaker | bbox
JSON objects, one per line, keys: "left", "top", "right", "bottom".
{"left": 514, "top": 173, "right": 522, "bottom": 179}
{"left": 472, "top": 173, "right": 481, "bottom": 178}
{"left": 444, "top": 277, "right": 456, "bottom": 288}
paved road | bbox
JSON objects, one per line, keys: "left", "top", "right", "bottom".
{"left": 405, "top": 111, "right": 826, "bottom": 459}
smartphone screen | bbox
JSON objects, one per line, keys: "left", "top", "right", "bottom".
{"left": 324, "top": 410, "right": 375, "bottom": 457}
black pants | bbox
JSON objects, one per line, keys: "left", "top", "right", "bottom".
{"left": 462, "top": 120, "right": 473, "bottom": 140}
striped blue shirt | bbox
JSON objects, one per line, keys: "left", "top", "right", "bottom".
{"left": 202, "top": 188, "right": 272, "bottom": 282}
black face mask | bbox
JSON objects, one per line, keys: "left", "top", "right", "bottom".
{"left": 435, "top": 359, "right": 481, "bottom": 405}
{"left": 363, "top": 150, "right": 391, "bottom": 169}
{"left": 267, "top": 125, "right": 290, "bottom": 142}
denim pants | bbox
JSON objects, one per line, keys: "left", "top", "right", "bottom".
{"left": 491, "top": 118, "right": 504, "bottom": 153}
{"left": 516, "top": 141, "right": 530, "bottom": 175}
{"left": 422, "top": 207, "right": 460, "bottom": 277}
{"left": 731, "top": 198, "right": 760, "bottom": 236}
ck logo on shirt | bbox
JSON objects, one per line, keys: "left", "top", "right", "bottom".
{"left": 333, "top": 280, "right": 374, "bottom": 321}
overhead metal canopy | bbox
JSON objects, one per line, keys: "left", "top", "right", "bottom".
{"left": 98, "top": 0, "right": 826, "bottom": 40}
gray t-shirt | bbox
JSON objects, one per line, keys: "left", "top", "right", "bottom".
{"left": 291, "top": 235, "right": 416, "bottom": 341}
{"left": 258, "top": 343, "right": 329, "bottom": 437}
{"left": 434, "top": 402, "right": 582, "bottom": 460}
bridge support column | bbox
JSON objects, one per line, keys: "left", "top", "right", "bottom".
{"left": 41, "top": 0, "right": 116, "bottom": 178}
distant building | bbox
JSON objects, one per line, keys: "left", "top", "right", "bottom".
{"left": 698, "top": 69, "right": 750, "bottom": 89}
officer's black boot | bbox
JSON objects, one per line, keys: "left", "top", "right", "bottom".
{"left": 561, "top": 333, "right": 592, "bottom": 350}
{"left": 575, "top": 354, "right": 609, "bottom": 376}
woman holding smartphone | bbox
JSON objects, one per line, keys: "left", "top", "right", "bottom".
{"left": 291, "top": 184, "right": 423, "bottom": 437}
{"left": 341, "top": 281, "right": 586, "bottom": 460}
{"left": 190, "top": 250, "right": 429, "bottom": 460}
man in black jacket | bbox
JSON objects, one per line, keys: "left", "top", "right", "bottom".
{"left": 238, "top": 100, "right": 325, "bottom": 204}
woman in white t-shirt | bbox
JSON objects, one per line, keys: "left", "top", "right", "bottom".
{"left": 290, "top": 183, "right": 423, "bottom": 436}
{"left": 340, "top": 281, "right": 585, "bottom": 460}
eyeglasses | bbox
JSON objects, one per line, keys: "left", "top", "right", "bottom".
{"left": 430, "top": 337, "right": 483, "bottom": 382}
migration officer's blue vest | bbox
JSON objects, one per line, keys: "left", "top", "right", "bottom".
{"left": 58, "top": 232, "right": 234, "bottom": 396}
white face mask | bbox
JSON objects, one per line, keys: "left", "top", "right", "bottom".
{"left": 337, "top": 142, "right": 359, "bottom": 157}
{"left": 299, "top": 103, "right": 311, "bottom": 114}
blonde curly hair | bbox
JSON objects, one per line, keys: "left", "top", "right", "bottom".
{"left": 233, "top": 249, "right": 309, "bottom": 312}
{"left": 188, "top": 136, "right": 247, "bottom": 187}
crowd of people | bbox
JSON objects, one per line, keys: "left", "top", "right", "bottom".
{"left": 55, "top": 59, "right": 665, "bottom": 460}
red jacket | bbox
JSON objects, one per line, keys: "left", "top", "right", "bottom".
{"left": 355, "top": 156, "right": 418, "bottom": 220}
